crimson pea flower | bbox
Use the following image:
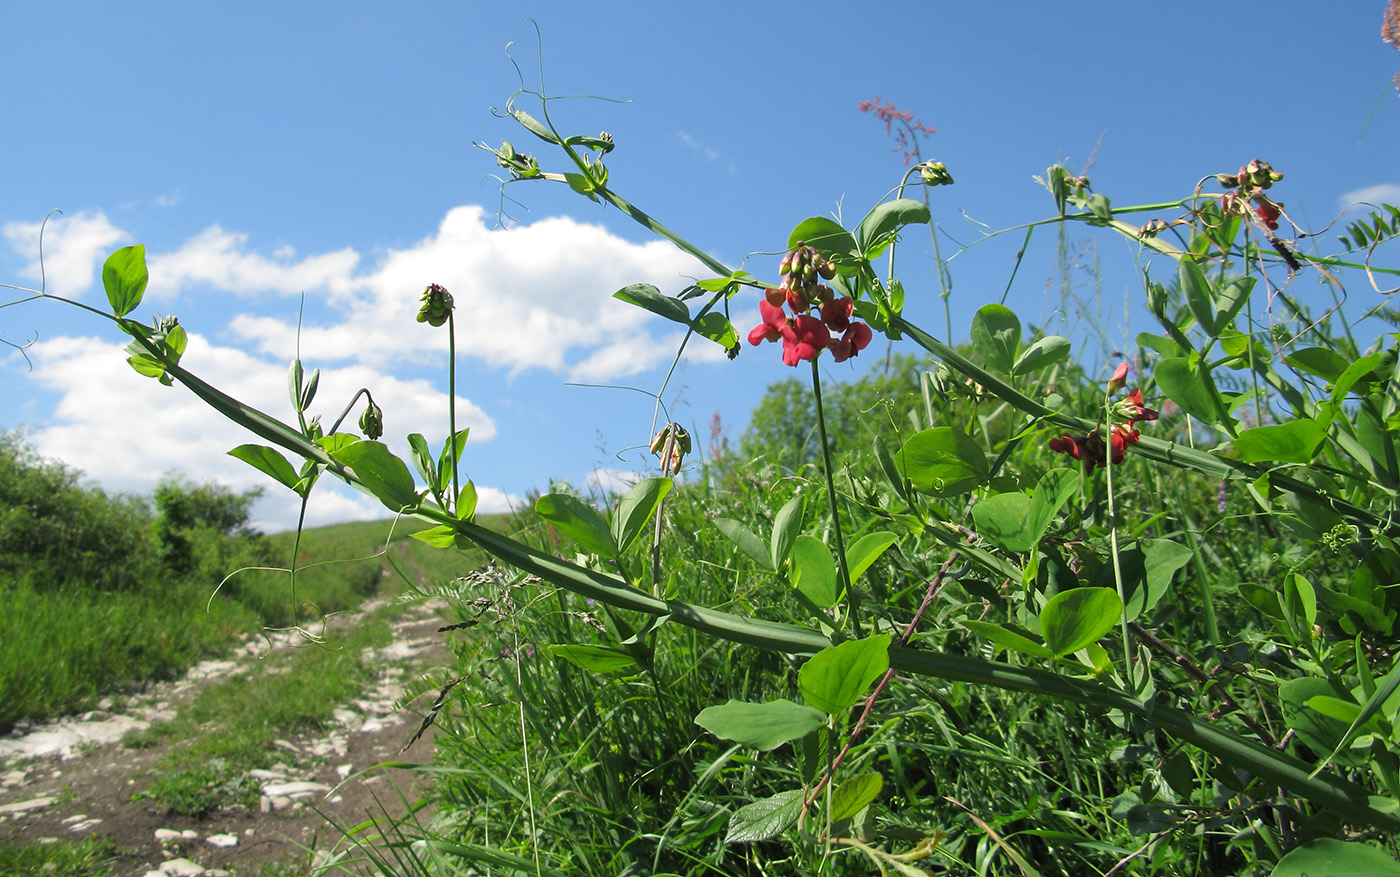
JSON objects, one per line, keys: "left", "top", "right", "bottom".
{"left": 830, "top": 322, "right": 873, "bottom": 363}
{"left": 1255, "top": 202, "right": 1281, "bottom": 231}
{"left": 1118, "top": 388, "right": 1158, "bottom": 423}
{"left": 820, "top": 296, "right": 854, "bottom": 333}
{"left": 1107, "top": 361, "right": 1130, "bottom": 393}
{"left": 781, "top": 314, "right": 831, "bottom": 366}
{"left": 747, "top": 299, "right": 789, "bottom": 346}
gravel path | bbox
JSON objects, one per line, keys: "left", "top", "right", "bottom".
{"left": 0, "top": 602, "right": 455, "bottom": 876}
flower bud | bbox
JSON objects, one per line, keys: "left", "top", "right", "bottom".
{"left": 358, "top": 398, "right": 383, "bottom": 441}
{"left": 417, "top": 283, "right": 454, "bottom": 328}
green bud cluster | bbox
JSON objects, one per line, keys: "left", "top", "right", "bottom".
{"left": 496, "top": 140, "right": 541, "bottom": 180}
{"left": 779, "top": 242, "right": 836, "bottom": 285}
{"left": 358, "top": 398, "right": 384, "bottom": 441}
{"left": 918, "top": 160, "right": 955, "bottom": 187}
{"left": 1215, "top": 159, "right": 1284, "bottom": 193}
{"left": 650, "top": 422, "right": 692, "bottom": 473}
{"left": 417, "top": 283, "right": 454, "bottom": 328}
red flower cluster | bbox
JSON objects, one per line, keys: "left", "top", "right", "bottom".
{"left": 748, "top": 243, "right": 873, "bottom": 366}
{"left": 1048, "top": 364, "right": 1159, "bottom": 471}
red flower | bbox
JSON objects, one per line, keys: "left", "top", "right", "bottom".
{"left": 1254, "top": 202, "right": 1281, "bottom": 231}
{"left": 748, "top": 299, "right": 788, "bottom": 347}
{"left": 781, "top": 314, "right": 830, "bottom": 365}
{"left": 1108, "top": 361, "right": 1130, "bottom": 393}
{"left": 1118, "top": 388, "right": 1158, "bottom": 423}
{"left": 830, "top": 322, "right": 873, "bottom": 363}
{"left": 820, "top": 296, "right": 854, "bottom": 333}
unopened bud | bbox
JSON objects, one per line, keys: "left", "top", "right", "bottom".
{"left": 358, "top": 399, "right": 383, "bottom": 441}
{"left": 417, "top": 283, "right": 454, "bottom": 328}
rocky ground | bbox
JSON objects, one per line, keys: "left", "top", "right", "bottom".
{"left": 0, "top": 602, "right": 456, "bottom": 876}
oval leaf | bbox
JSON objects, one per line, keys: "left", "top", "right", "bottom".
{"left": 798, "top": 634, "right": 891, "bottom": 716}
{"left": 694, "top": 699, "right": 827, "bottom": 751}
{"left": 830, "top": 772, "right": 883, "bottom": 822}
{"left": 896, "top": 427, "right": 988, "bottom": 496}
{"left": 970, "top": 304, "right": 1021, "bottom": 373}
{"left": 1234, "top": 420, "right": 1326, "bottom": 464}
{"left": 228, "top": 443, "right": 302, "bottom": 493}
{"left": 857, "top": 198, "right": 930, "bottom": 258}
{"left": 770, "top": 494, "right": 805, "bottom": 569}
{"left": 331, "top": 440, "right": 419, "bottom": 512}
{"left": 725, "top": 789, "right": 803, "bottom": 844}
{"left": 1180, "top": 257, "right": 1216, "bottom": 336}
{"left": 788, "top": 217, "right": 858, "bottom": 260}
{"left": 962, "top": 620, "right": 1053, "bottom": 659}
{"left": 1270, "top": 839, "right": 1400, "bottom": 876}
{"left": 1040, "top": 588, "right": 1123, "bottom": 657}
{"left": 845, "top": 531, "right": 898, "bottom": 583}
{"left": 535, "top": 494, "right": 619, "bottom": 558}
{"left": 792, "top": 534, "right": 839, "bottom": 608}
{"left": 713, "top": 518, "right": 774, "bottom": 571}
{"left": 614, "top": 283, "right": 691, "bottom": 325}
{"left": 103, "top": 245, "right": 148, "bottom": 317}
{"left": 1012, "top": 335, "right": 1071, "bottom": 376}
{"left": 1154, "top": 357, "right": 1221, "bottom": 425}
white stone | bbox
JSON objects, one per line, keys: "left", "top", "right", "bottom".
{"left": 335, "top": 763, "right": 354, "bottom": 780}
{"left": 68, "top": 818, "right": 101, "bottom": 832}
{"left": 154, "top": 828, "right": 183, "bottom": 841}
{"left": 156, "top": 858, "right": 205, "bottom": 877}
{"left": 0, "top": 796, "right": 55, "bottom": 814}
{"left": 206, "top": 833, "right": 238, "bottom": 848}
{"left": 247, "top": 768, "right": 286, "bottom": 781}
{"left": 60, "top": 813, "right": 87, "bottom": 824}
{"left": 261, "top": 780, "right": 330, "bottom": 800}
{"left": 180, "top": 829, "right": 198, "bottom": 839}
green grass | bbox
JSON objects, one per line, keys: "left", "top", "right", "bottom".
{"left": 0, "top": 835, "right": 123, "bottom": 877}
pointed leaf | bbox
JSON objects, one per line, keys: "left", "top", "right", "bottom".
{"left": 1154, "top": 357, "right": 1221, "bottom": 424}
{"left": 1040, "top": 588, "right": 1123, "bottom": 657}
{"left": 694, "top": 699, "right": 827, "bottom": 751}
{"left": 770, "top": 494, "right": 805, "bottom": 569}
{"left": 228, "top": 444, "right": 302, "bottom": 493}
{"left": 548, "top": 644, "right": 640, "bottom": 675}
{"left": 456, "top": 481, "right": 478, "bottom": 520}
{"left": 1214, "top": 276, "right": 1255, "bottom": 333}
{"left": 830, "top": 772, "right": 883, "bottom": 822}
{"left": 857, "top": 198, "right": 930, "bottom": 259}
{"left": 410, "top": 524, "right": 467, "bottom": 549}
{"left": 798, "top": 634, "right": 891, "bottom": 715}
{"left": 725, "top": 789, "right": 803, "bottom": 844}
{"left": 1234, "top": 420, "right": 1326, "bottom": 464}
{"left": 792, "top": 534, "right": 839, "bottom": 608}
{"left": 692, "top": 311, "right": 738, "bottom": 351}
{"left": 331, "top": 440, "right": 420, "bottom": 512}
{"left": 970, "top": 304, "right": 1021, "bottom": 373}
{"left": 614, "top": 283, "right": 691, "bottom": 325}
{"left": 612, "top": 477, "right": 672, "bottom": 555}
{"left": 102, "top": 245, "right": 147, "bottom": 317}
{"left": 845, "top": 532, "right": 898, "bottom": 582}
{"left": 535, "top": 494, "right": 619, "bottom": 558}
{"left": 714, "top": 518, "right": 774, "bottom": 571}
{"left": 437, "top": 429, "right": 470, "bottom": 493}
{"left": 1286, "top": 346, "right": 1350, "bottom": 381}
{"left": 406, "top": 433, "right": 437, "bottom": 489}
{"left": 1180, "top": 257, "right": 1216, "bottom": 336}
{"left": 962, "top": 620, "right": 1054, "bottom": 659}
{"left": 1012, "top": 335, "right": 1071, "bottom": 376}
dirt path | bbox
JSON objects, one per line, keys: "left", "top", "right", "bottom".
{"left": 0, "top": 602, "right": 455, "bottom": 876}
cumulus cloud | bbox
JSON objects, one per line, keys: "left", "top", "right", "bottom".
{"left": 585, "top": 467, "right": 649, "bottom": 496}
{"left": 18, "top": 331, "right": 500, "bottom": 531}
{"left": 2, "top": 211, "right": 129, "bottom": 299}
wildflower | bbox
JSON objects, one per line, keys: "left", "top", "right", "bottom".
{"left": 1116, "top": 388, "right": 1159, "bottom": 423}
{"left": 784, "top": 315, "right": 831, "bottom": 366}
{"left": 829, "top": 322, "right": 873, "bottom": 363}
{"left": 1254, "top": 202, "right": 1281, "bottom": 231}
{"left": 1107, "top": 362, "right": 1130, "bottom": 393}
{"left": 1049, "top": 366, "right": 1157, "bottom": 471}
{"left": 748, "top": 299, "right": 788, "bottom": 346}
{"left": 751, "top": 248, "right": 871, "bottom": 367}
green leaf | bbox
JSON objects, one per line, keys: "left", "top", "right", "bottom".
{"left": 510, "top": 108, "right": 557, "bottom": 143}
{"left": 456, "top": 481, "right": 478, "bottom": 520}
{"left": 563, "top": 172, "right": 598, "bottom": 200}
{"left": 1234, "top": 420, "right": 1326, "bottom": 464}
{"left": 771, "top": 494, "right": 805, "bottom": 570}
{"left": 102, "top": 245, "right": 148, "bottom": 317}
{"left": 228, "top": 444, "right": 302, "bottom": 493}
{"left": 406, "top": 433, "right": 437, "bottom": 490}
{"left": 725, "top": 789, "right": 803, "bottom": 843}
{"left": 612, "top": 477, "right": 672, "bottom": 556}
{"left": 1012, "top": 335, "right": 1071, "bottom": 376}
{"left": 962, "top": 620, "right": 1053, "bottom": 659}
{"left": 437, "top": 429, "right": 470, "bottom": 494}
{"left": 970, "top": 304, "right": 1021, "bottom": 373}
{"left": 713, "top": 518, "right": 774, "bottom": 571}
{"left": 1180, "top": 258, "right": 1216, "bottom": 336}
{"left": 857, "top": 198, "right": 930, "bottom": 259}
{"left": 126, "top": 353, "right": 169, "bottom": 383}
{"left": 792, "top": 535, "right": 839, "bottom": 608}
{"left": 788, "top": 216, "right": 859, "bottom": 260}
{"left": 798, "top": 634, "right": 891, "bottom": 715}
{"left": 410, "top": 524, "right": 465, "bottom": 549}
{"left": 1286, "top": 346, "right": 1350, "bottom": 381}
{"left": 830, "top": 772, "right": 883, "bottom": 822}
{"left": 972, "top": 492, "right": 1034, "bottom": 552}
{"left": 331, "top": 440, "right": 419, "bottom": 512}
{"left": 1122, "top": 539, "right": 1193, "bottom": 622}
{"left": 896, "top": 427, "right": 988, "bottom": 496}
{"left": 614, "top": 283, "right": 691, "bottom": 325}
{"left": 1040, "top": 588, "right": 1123, "bottom": 657}
{"left": 1214, "top": 276, "right": 1256, "bottom": 333}
{"left": 1154, "top": 356, "right": 1222, "bottom": 425}
{"left": 692, "top": 311, "right": 738, "bottom": 351}
{"left": 1269, "top": 839, "right": 1400, "bottom": 876}
{"left": 535, "top": 494, "right": 619, "bottom": 558}
{"left": 845, "top": 532, "right": 897, "bottom": 583}
{"left": 694, "top": 699, "right": 827, "bottom": 751}
{"left": 548, "top": 644, "right": 640, "bottom": 676}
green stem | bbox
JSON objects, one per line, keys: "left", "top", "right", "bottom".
{"left": 448, "top": 310, "right": 460, "bottom": 512}
{"left": 810, "top": 359, "right": 856, "bottom": 633}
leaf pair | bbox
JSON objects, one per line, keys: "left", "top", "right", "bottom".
{"left": 535, "top": 477, "right": 672, "bottom": 559}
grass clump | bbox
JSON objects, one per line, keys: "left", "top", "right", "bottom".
{"left": 0, "top": 835, "right": 123, "bottom": 877}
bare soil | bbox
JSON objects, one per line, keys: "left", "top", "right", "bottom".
{"left": 0, "top": 604, "right": 455, "bottom": 876}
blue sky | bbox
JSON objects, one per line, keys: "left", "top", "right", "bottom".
{"left": 3, "top": 2, "right": 1397, "bottom": 531}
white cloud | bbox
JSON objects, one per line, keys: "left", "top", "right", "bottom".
{"left": 137, "top": 206, "right": 718, "bottom": 380}
{"left": 1338, "top": 184, "right": 1400, "bottom": 213}
{"left": 2, "top": 211, "right": 129, "bottom": 299}
{"left": 18, "top": 331, "right": 500, "bottom": 531}
{"left": 585, "top": 467, "right": 648, "bottom": 496}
